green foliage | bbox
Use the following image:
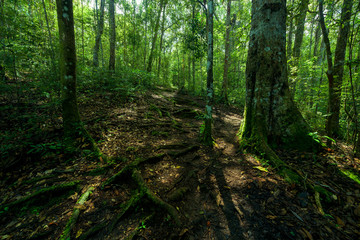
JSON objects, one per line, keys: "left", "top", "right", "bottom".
{"left": 308, "top": 132, "right": 336, "bottom": 147}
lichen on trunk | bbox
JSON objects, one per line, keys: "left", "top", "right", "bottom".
{"left": 239, "top": 0, "right": 318, "bottom": 160}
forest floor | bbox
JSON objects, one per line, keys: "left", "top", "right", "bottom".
{"left": 1, "top": 87, "right": 360, "bottom": 240}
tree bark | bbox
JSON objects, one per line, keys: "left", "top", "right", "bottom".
{"left": 143, "top": 0, "right": 148, "bottom": 70}
{"left": 319, "top": 0, "right": 353, "bottom": 138}
{"left": 109, "top": 0, "right": 116, "bottom": 71}
{"left": 203, "top": 0, "right": 214, "bottom": 145}
{"left": 147, "top": 0, "right": 166, "bottom": 72}
{"left": 221, "top": 0, "right": 231, "bottom": 104}
{"left": 93, "top": 0, "right": 105, "bottom": 67}
{"left": 157, "top": 2, "right": 167, "bottom": 81}
{"left": 239, "top": 0, "right": 316, "bottom": 155}
{"left": 286, "top": 0, "right": 294, "bottom": 58}
{"left": 55, "top": 0, "right": 82, "bottom": 139}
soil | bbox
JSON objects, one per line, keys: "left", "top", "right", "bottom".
{"left": 1, "top": 87, "right": 360, "bottom": 240}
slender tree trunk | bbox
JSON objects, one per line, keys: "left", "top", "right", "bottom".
{"left": 192, "top": 55, "right": 196, "bottom": 92}
{"left": 308, "top": 16, "right": 315, "bottom": 58}
{"left": 144, "top": 0, "right": 148, "bottom": 70}
{"left": 93, "top": 0, "right": 105, "bottom": 67}
{"left": 81, "top": 0, "right": 85, "bottom": 66}
{"left": 41, "top": 0, "right": 56, "bottom": 74}
{"left": 313, "top": 21, "right": 321, "bottom": 58}
{"left": 319, "top": 0, "right": 353, "bottom": 138}
{"left": 203, "top": 0, "right": 214, "bottom": 145}
{"left": 157, "top": 3, "right": 167, "bottom": 81}
{"left": 132, "top": 0, "right": 137, "bottom": 67}
{"left": 239, "top": 0, "right": 317, "bottom": 163}
{"left": 109, "top": 0, "right": 116, "bottom": 71}
{"left": 348, "top": 22, "right": 359, "bottom": 155}
{"left": 221, "top": 0, "right": 231, "bottom": 104}
{"left": 286, "top": 0, "right": 294, "bottom": 58}
{"left": 290, "top": 0, "right": 309, "bottom": 96}
{"left": 147, "top": 0, "right": 167, "bottom": 72}
{"left": 124, "top": 7, "right": 128, "bottom": 65}
{"left": 55, "top": 0, "right": 82, "bottom": 139}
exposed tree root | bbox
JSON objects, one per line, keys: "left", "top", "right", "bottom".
{"left": 96, "top": 150, "right": 187, "bottom": 234}
{"left": 132, "top": 169, "right": 181, "bottom": 226}
{"left": 60, "top": 186, "right": 95, "bottom": 240}
{"left": 124, "top": 214, "right": 155, "bottom": 240}
{"left": 243, "top": 135, "right": 334, "bottom": 215}
{"left": 0, "top": 181, "right": 80, "bottom": 212}
{"left": 102, "top": 145, "right": 199, "bottom": 188}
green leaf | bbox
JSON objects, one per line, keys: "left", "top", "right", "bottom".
{"left": 253, "top": 166, "right": 268, "bottom": 172}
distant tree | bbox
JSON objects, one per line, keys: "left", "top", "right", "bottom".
{"left": 93, "top": 0, "right": 105, "bottom": 67}
{"left": 221, "top": 0, "right": 232, "bottom": 104}
{"left": 109, "top": 0, "right": 116, "bottom": 71}
{"left": 239, "top": 0, "right": 317, "bottom": 165}
{"left": 319, "top": 0, "right": 353, "bottom": 138}
{"left": 147, "top": 0, "right": 167, "bottom": 73}
{"left": 203, "top": 0, "right": 214, "bottom": 146}
{"left": 289, "top": 0, "right": 309, "bottom": 96}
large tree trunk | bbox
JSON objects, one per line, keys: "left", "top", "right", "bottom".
{"left": 319, "top": 0, "right": 353, "bottom": 138}
{"left": 109, "top": 0, "right": 116, "bottom": 71}
{"left": 93, "top": 0, "right": 105, "bottom": 67}
{"left": 203, "top": 0, "right": 214, "bottom": 145}
{"left": 239, "top": 0, "right": 316, "bottom": 160}
{"left": 221, "top": 0, "right": 231, "bottom": 104}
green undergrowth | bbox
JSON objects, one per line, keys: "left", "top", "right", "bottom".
{"left": 340, "top": 169, "right": 360, "bottom": 185}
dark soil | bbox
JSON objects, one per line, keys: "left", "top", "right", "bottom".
{"left": 1, "top": 87, "right": 360, "bottom": 240}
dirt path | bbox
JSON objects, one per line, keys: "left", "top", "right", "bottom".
{"left": 1, "top": 87, "right": 360, "bottom": 240}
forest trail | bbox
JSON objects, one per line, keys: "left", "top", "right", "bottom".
{"left": 1, "top": 87, "right": 360, "bottom": 240}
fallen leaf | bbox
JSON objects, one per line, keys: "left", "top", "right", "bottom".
{"left": 335, "top": 216, "right": 345, "bottom": 227}
{"left": 179, "top": 228, "right": 188, "bottom": 236}
{"left": 302, "top": 228, "right": 313, "bottom": 240}
{"left": 266, "top": 215, "right": 277, "bottom": 220}
{"left": 324, "top": 226, "right": 333, "bottom": 234}
{"left": 354, "top": 205, "right": 360, "bottom": 217}
{"left": 76, "top": 229, "right": 82, "bottom": 238}
{"left": 253, "top": 166, "right": 268, "bottom": 172}
{"left": 74, "top": 204, "right": 86, "bottom": 210}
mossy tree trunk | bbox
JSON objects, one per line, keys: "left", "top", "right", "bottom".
{"left": 93, "top": 0, "right": 105, "bottom": 68}
{"left": 56, "top": 0, "right": 101, "bottom": 155}
{"left": 221, "top": 0, "right": 231, "bottom": 104}
{"left": 109, "top": 0, "right": 115, "bottom": 71}
{"left": 55, "top": 0, "right": 82, "bottom": 140}
{"left": 203, "top": 0, "right": 214, "bottom": 146}
{"left": 319, "top": 0, "right": 353, "bottom": 138}
{"left": 239, "top": 0, "right": 316, "bottom": 157}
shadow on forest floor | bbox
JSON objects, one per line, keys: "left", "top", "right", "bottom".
{"left": 1, "top": 86, "right": 360, "bottom": 240}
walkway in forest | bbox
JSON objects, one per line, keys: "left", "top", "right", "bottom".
{"left": 1, "top": 87, "right": 360, "bottom": 240}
